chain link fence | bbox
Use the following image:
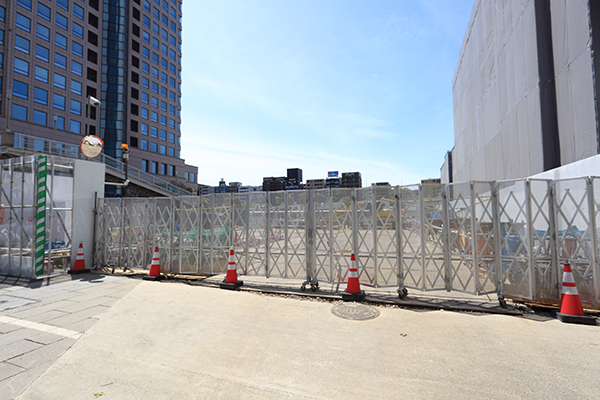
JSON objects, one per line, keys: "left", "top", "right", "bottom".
{"left": 96, "top": 178, "right": 600, "bottom": 306}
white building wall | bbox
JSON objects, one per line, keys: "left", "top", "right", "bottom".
{"left": 452, "top": 0, "right": 598, "bottom": 183}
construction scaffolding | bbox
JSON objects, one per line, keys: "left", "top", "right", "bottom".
{"left": 0, "top": 155, "right": 74, "bottom": 278}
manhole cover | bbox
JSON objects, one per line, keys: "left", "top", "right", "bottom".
{"left": 331, "top": 302, "right": 380, "bottom": 321}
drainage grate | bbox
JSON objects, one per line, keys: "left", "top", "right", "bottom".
{"left": 331, "top": 302, "right": 380, "bottom": 321}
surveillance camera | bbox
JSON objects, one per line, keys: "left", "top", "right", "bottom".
{"left": 88, "top": 96, "right": 101, "bottom": 107}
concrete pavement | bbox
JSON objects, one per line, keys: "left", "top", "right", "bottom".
{"left": 0, "top": 274, "right": 139, "bottom": 399}
{"left": 0, "top": 273, "right": 595, "bottom": 399}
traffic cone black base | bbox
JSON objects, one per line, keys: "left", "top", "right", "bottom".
{"left": 220, "top": 280, "right": 244, "bottom": 290}
{"left": 342, "top": 290, "right": 365, "bottom": 301}
{"left": 68, "top": 268, "right": 89, "bottom": 275}
{"left": 143, "top": 274, "right": 164, "bottom": 281}
{"left": 557, "top": 313, "right": 597, "bottom": 325}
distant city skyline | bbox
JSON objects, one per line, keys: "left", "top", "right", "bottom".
{"left": 180, "top": 0, "right": 475, "bottom": 187}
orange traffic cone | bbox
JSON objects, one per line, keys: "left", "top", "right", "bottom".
{"left": 342, "top": 254, "right": 365, "bottom": 301}
{"left": 220, "top": 247, "right": 243, "bottom": 289}
{"left": 143, "top": 247, "right": 164, "bottom": 281}
{"left": 557, "top": 264, "right": 596, "bottom": 325}
{"left": 68, "top": 243, "right": 89, "bottom": 274}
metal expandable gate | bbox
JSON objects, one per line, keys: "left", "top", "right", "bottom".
{"left": 95, "top": 178, "right": 600, "bottom": 306}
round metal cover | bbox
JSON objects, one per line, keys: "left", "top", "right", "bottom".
{"left": 331, "top": 302, "right": 380, "bottom": 321}
{"left": 80, "top": 135, "right": 103, "bottom": 158}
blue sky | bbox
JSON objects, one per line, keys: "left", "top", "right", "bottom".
{"left": 180, "top": 0, "right": 475, "bottom": 187}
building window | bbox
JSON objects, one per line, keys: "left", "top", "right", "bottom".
{"left": 33, "top": 110, "right": 47, "bottom": 125}
{"left": 70, "top": 99, "right": 82, "bottom": 115}
{"left": 141, "top": 108, "right": 148, "bottom": 119}
{"left": 37, "top": 23, "right": 50, "bottom": 41}
{"left": 169, "top": 165, "right": 174, "bottom": 176}
{"left": 14, "top": 58, "right": 29, "bottom": 76}
{"left": 54, "top": 73, "right": 66, "bottom": 89}
{"left": 34, "top": 87, "right": 48, "bottom": 104}
{"left": 141, "top": 123, "right": 148, "bottom": 135}
{"left": 151, "top": 112, "right": 158, "bottom": 122}
{"left": 151, "top": 127, "right": 158, "bottom": 138}
{"left": 36, "top": 44, "right": 50, "bottom": 61}
{"left": 57, "top": 0, "right": 68, "bottom": 11}
{"left": 151, "top": 161, "right": 158, "bottom": 174}
{"left": 69, "top": 120, "right": 81, "bottom": 134}
{"left": 142, "top": 77, "right": 149, "bottom": 88}
{"left": 168, "top": 147, "right": 174, "bottom": 157}
{"left": 140, "top": 139, "right": 148, "bottom": 150}
{"left": 55, "top": 116, "right": 65, "bottom": 130}
{"left": 12, "top": 104, "right": 28, "bottom": 121}
{"left": 13, "top": 80, "right": 29, "bottom": 99}
{"left": 150, "top": 142, "right": 157, "bottom": 152}
{"left": 73, "top": 3, "right": 84, "bottom": 20}
{"left": 37, "top": 2, "right": 51, "bottom": 20}
{"left": 53, "top": 94, "right": 66, "bottom": 110}
{"left": 160, "top": 144, "right": 166, "bottom": 154}
{"left": 72, "top": 41, "right": 83, "bottom": 57}
{"left": 160, "top": 163, "right": 166, "bottom": 175}
{"left": 72, "top": 60, "right": 83, "bottom": 75}
{"left": 56, "top": 13, "right": 68, "bottom": 30}
{"left": 73, "top": 22, "right": 84, "bottom": 38}
{"left": 191, "top": 173, "right": 195, "bottom": 183}
{"left": 55, "top": 53, "right": 67, "bottom": 69}
{"left": 71, "top": 80, "right": 82, "bottom": 95}
{"left": 184, "top": 172, "right": 189, "bottom": 182}
{"left": 15, "top": 35, "right": 30, "bottom": 54}
{"left": 16, "top": 13, "right": 31, "bottom": 32}
{"left": 55, "top": 32, "right": 68, "bottom": 49}
{"left": 35, "top": 66, "right": 49, "bottom": 82}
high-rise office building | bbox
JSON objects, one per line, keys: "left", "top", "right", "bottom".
{"left": 0, "top": 0, "right": 197, "bottom": 192}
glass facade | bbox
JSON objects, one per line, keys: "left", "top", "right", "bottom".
{"left": 101, "top": 0, "right": 129, "bottom": 159}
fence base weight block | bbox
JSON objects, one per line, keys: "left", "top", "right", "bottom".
{"left": 143, "top": 275, "right": 164, "bottom": 281}
{"left": 342, "top": 290, "right": 365, "bottom": 301}
{"left": 68, "top": 269, "right": 89, "bottom": 275}
{"left": 220, "top": 281, "right": 244, "bottom": 290}
{"left": 557, "top": 313, "right": 597, "bottom": 326}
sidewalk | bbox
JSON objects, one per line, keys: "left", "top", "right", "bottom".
{"left": 0, "top": 274, "right": 140, "bottom": 399}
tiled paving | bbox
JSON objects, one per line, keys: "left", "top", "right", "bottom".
{"left": 0, "top": 273, "right": 139, "bottom": 399}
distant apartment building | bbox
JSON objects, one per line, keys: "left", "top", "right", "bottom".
{"left": 197, "top": 183, "right": 211, "bottom": 196}
{"left": 341, "top": 172, "right": 361, "bottom": 188}
{"left": 0, "top": 0, "right": 197, "bottom": 195}
{"left": 305, "top": 179, "right": 325, "bottom": 190}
